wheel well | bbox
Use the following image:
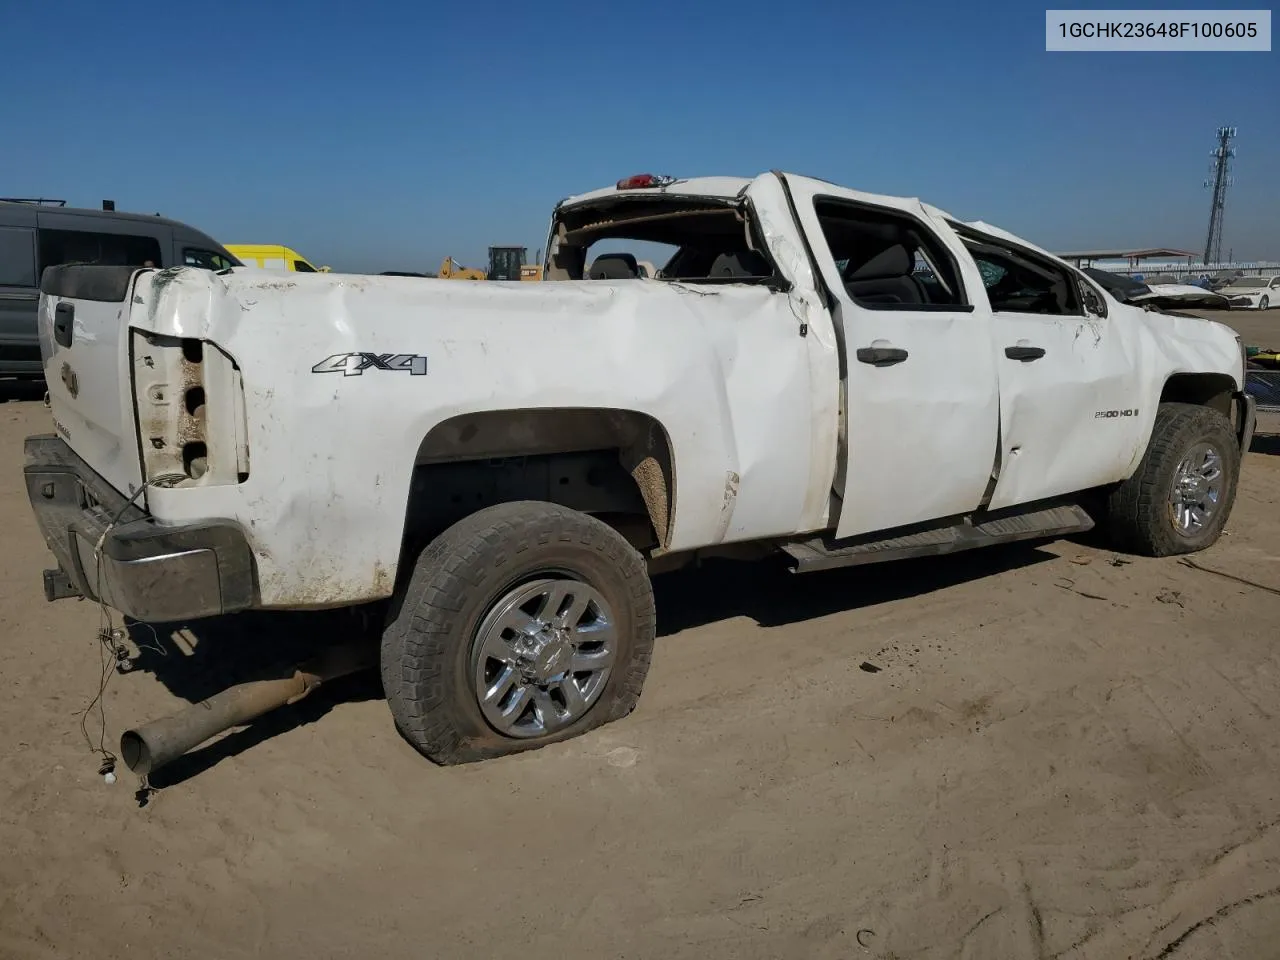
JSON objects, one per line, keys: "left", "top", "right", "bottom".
{"left": 401, "top": 408, "right": 675, "bottom": 565}
{"left": 1159, "top": 373, "right": 1236, "bottom": 418}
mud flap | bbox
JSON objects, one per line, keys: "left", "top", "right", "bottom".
{"left": 1236, "top": 391, "right": 1257, "bottom": 452}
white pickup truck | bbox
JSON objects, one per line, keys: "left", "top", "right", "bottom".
{"left": 25, "top": 171, "right": 1256, "bottom": 768}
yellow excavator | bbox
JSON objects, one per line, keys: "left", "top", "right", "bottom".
{"left": 436, "top": 247, "right": 544, "bottom": 282}
{"left": 437, "top": 256, "right": 486, "bottom": 280}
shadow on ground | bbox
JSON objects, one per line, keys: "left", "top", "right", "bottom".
{"left": 123, "top": 543, "right": 1055, "bottom": 786}
{"left": 0, "top": 379, "right": 46, "bottom": 404}
{"left": 1250, "top": 432, "right": 1280, "bottom": 456}
{"left": 124, "top": 607, "right": 384, "bottom": 788}
{"left": 652, "top": 544, "right": 1054, "bottom": 636}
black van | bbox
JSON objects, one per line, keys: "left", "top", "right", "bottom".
{"left": 0, "top": 201, "right": 240, "bottom": 379}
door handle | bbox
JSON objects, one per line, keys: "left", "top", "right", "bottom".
{"left": 1004, "top": 345, "right": 1045, "bottom": 362}
{"left": 53, "top": 302, "right": 74, "bottom": 349}
{"left": 856, "top": 346, "right": 909, "bottom": 366}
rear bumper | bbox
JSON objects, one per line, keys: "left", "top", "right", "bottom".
{"left": 24, "top": 435, "right": 256, "bottom": 622}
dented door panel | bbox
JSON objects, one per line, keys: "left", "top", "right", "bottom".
{"left": 955, "top": 221, "right": 1244, "bottom": 509}
{"left": 782, "top": 177, "right": 1001, "bottom": 539}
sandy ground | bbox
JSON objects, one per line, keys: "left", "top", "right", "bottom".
{"left": 1194, "top": 308, "right": 1278, "bottom": 351}
{"left": 3, "top": 333, "right": 1280, "bottom": 959}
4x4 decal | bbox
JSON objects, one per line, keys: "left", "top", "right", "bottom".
{"left": 312, "top": 353, "right": 428, "bottom": 377}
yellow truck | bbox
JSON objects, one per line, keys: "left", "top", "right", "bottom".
{"left": 224, "top": 244, "right": 328, "bottom": 273}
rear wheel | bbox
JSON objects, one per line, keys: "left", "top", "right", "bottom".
{"left": 1107, "top": 402, "right": 1240, "bottom": 556}
{"left": 381, "top": 501, "right": 655, "bottom": 765}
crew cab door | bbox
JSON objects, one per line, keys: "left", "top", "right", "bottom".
{"left": 952, "top": 223, "right": 1145, "bottom": 509}
{"left": 782, "top": 178, "right": 1000, "bottom": 539}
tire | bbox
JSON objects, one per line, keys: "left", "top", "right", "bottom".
{"left": 1107, "top": 402, "right": 1240, "bottom": 557}
{"left": 381, "top": 501, "right": 655, "bottom": 765}
{"left": 1261, "top": 296, "right": 1270, "bottom": 310}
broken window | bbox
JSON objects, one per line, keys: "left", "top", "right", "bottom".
{"left": 545, "top": 196, "right": 784, "bottom": 286}
{"left": 813, "top": 199, "right": 968, "bottom": 311}
{"left": 952, "top": 226, "right": 1083, "bottom": 317}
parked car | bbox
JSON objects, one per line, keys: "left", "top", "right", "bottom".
{"left": 0, "top": 202, "right": 237, "bottom": 379}
{"left": 25, "top": 171, "right": 1255, "bottom": 773}
{"left": 225, "top": 244, "right": 327, "bottom": 273}
{"left": 1083, "top": 269, "right": 1230, "bottom": 311}
{"left": 1208, "top": 271, "right": 1245, "bottom": 291}
{"left": 1221, "top": 276, "right": 1280, "bottom": 310}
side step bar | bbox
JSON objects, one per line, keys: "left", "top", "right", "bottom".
{"left": 782, "top": 503, "right": 1095, "bottom": 573}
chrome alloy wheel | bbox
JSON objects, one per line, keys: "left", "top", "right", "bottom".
{"left": 1168, "top": 441, "right": 1224, "bottom": 536}
{"left": 471, "top": 577, "right": 616, "bottom": 738}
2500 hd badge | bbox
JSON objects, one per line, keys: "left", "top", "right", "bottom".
{"left": 1095, "top": 408, "right": 1139, "bottom": 419}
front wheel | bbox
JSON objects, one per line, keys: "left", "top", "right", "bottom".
{"left": 1261, "top": 295, "right": 1270, "bottom": 310}
{"left": 1107, "top": 402, "right": 1241, "bottom": 557}
{"left": 381, "top": 501, "right": 656, "bottom": 765}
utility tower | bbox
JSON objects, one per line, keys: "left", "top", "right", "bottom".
{"left": 1202, "top": 126, "right": 1236, "bottom": 265}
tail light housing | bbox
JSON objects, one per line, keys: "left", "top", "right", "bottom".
{"left": 131, "top": 332, "right": 250, "bottom": 487}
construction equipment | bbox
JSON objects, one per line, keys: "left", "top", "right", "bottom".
{"left": 489, "top": 246, "right": 544, "bottom": 282}
{"left": 438, "top": 256, "right": 486, "bottom": 280}
{"left": 436, "top": 250, "right": 544, "bottom": 282}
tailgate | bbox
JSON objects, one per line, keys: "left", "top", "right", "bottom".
{"left": 38, "top": 265, "right": 145, "bottom": 497}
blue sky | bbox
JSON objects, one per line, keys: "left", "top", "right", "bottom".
{"left": 2, "top": 0, "right": 1276, "bottom": 272}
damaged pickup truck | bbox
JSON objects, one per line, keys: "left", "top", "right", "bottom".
{"left": 26, "top": 171, "right": 1256, "bottom": 769}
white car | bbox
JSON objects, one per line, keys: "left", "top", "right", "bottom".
{"left": 26, "top": 171, "right": 1256, "bottom": 772}
{"left": 1222, "top": 276, "right": 1280, "bottom": 310}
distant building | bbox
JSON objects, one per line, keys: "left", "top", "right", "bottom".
{"left": 1055, "top": 247, "right": 1279, "bottom": 278}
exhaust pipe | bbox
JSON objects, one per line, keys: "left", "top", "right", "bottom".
{"left": 120, "top": 640, "right": 374, "bottom": 777}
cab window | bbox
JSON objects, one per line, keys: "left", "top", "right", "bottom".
{"left": 545, "top": 197, "right": 783, "bottom": 285}
{"left": 952, "top": 225, "right": 1083, "bottom": 317}
{"left": 183, "top": 247, "right": 237, "bottom": 271}
{"left": 814, "top": 198, "right": 968, "bottom": 311}
{"left": 292, "top": 259, "right": 317, "bottom": 273}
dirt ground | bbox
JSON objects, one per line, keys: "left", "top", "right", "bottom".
{"left": 3, "top": 323, "right": 1280, "bottom": 959}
